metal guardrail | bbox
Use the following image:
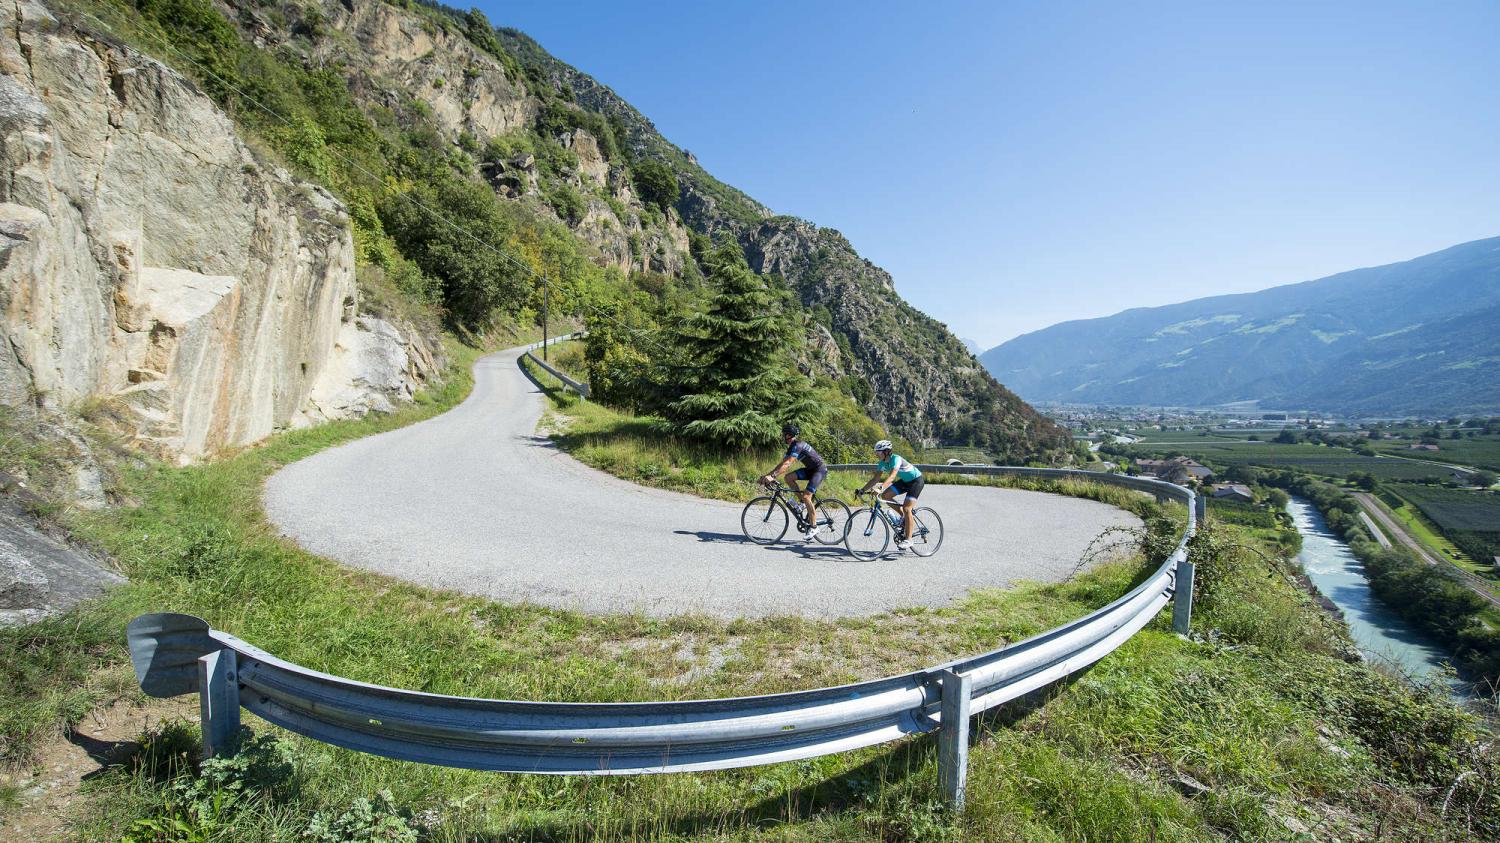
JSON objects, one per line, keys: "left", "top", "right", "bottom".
{"left": 128, "top": 466, "right": 1196, "bottom": 808}
{"left": 522, "top": 334, "right": 590, "bottom": 399}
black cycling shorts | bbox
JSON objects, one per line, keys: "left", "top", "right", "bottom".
{"left": 793, "top": 466, "right": 828, "bottom": 494}
{"left": 892, "top": 477, "right": 925, "bottom": 499}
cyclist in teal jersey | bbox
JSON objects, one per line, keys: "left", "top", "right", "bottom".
{"left": 858, "top": 439, "right": 925, "bottom": 550}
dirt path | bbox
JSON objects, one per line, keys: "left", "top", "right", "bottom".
{"left": 1, "top": 686, "right": 196, "bottom": 841}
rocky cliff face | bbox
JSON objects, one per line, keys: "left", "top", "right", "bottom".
{"left": 4, "top": 0, "right": 1063, "bottom": 465}
{"left": 279, "top": 0, "right": 694, "bottom": 278}
{"left": 0, "top": 0, "right": 432, "bottom": 463}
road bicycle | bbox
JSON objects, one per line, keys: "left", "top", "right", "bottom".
{"left": 740, "top": 482, "right": 851, "bottom": 546}
{"left": 844, "top": 489, "right": 944, "bottom": 561}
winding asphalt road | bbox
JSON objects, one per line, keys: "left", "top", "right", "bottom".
{"left": 263, "top": 344, "right": 1140, "bottom": 618}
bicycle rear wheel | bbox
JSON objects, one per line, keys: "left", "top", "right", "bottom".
{"left": 812, "top": 498, "right": 851, "bottom": 545}
{"left": 908, "top": 507, "right": 944, "bottom": 557}
{"left": 844, "top": 507, "right": 891, "bottom": 560}
{"left": 741, "top": 497, "right": 789, "bottom": 544}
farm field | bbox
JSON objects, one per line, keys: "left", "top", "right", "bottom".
{"left": 1125, "top": 441, "right": 1452, "bottom": 481}
{"left": 1380, "top": 485, "right": 1500, "bottom": 591}
{"left": 1388, "top": 483, "right": 1500, "bottom": 533}
{"left": 1370, "top": 435, "right": 1500, "bottom": 471}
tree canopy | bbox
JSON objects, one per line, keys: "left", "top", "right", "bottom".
{"left": 664, "top": 244, "right": 815, "bottom": 447}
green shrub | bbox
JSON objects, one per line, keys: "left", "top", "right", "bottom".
{"left": 378, "top": 173, "right": 530, "bottom": 328}
{"left": 546, "top": 181, "right": 586, "bottom": 224}
{"left": 631, "top": 158, "right": 679, "bottom": 211}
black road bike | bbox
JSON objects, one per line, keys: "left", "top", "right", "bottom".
{"left": 740, "top": 483, "right": 851, "bottom": 546}
{"left": 844, "top": 490, "right": 944, "bottom": 561}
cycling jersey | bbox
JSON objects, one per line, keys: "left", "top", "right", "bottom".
{"left": 785, "top": 440, "right": 825, "bottom": 473}
{"left": 878, "top": 453, "right": 922, "bottom": 482}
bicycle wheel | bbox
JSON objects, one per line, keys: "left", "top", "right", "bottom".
{"left": 844, "top": 507, "right": 891, "bottom": 560}
{"left": 812, "top": 498, "right": 851, "bottom": 546}
{"left": 741, "top": 496, "right": 789, "bottom": 545}
{"left": 907, "top": 507, "right": 945, "bottom": 557}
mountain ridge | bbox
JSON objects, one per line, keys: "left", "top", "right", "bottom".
{"left": 980, "top": 236, "right": 1500, "bottom": 414}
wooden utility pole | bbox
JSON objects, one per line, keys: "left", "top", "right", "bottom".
{"left": 542, "top": 275, "right": 549, "bottom": 361}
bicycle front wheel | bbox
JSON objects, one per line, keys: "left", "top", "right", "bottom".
{"left": 812, "top": 498, "right": 851, "bottom": 545}
{"left": 908, "top": 507, "right": 945, "bottom": 557}
{"left": 741, "top": 496, "right": 789, "bottom": 545}
{"left": 844, "top": 507, "right": 891, "bottom": 561}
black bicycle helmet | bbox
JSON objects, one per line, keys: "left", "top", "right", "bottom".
{"left": 781, "top": 422, "right": 800, "bottom": 437}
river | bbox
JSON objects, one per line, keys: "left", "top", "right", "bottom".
{"left": 1286, "top": 496, "right": 1469, "bottom": 695}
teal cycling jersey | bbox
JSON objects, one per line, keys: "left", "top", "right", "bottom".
{"left": 878, "top": 453, "right": 922, "bottom": 482}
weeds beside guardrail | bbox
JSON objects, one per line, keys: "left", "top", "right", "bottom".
{"left": 127, "top": 467, "right": 1196, "bottom": 809}
{"left": 522, "top": 334, "right": 589, "bottom": 399}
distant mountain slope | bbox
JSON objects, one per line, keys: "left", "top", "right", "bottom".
{"left": 980, "top": 237, "right": 1500, "bottom": 414}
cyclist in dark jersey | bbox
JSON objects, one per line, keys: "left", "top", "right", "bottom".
{"left": 761, "top": 423, "right": 828, "bottom": 541}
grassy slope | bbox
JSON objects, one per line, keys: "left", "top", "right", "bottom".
{"left": 0, "top": 349, "right": 1492, "bottom": 838}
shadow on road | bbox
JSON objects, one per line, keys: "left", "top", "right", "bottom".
{"left": 673, "top": 530, "right": 871, "bottom": 560}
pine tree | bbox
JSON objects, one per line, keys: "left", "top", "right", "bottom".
{"left": 665, "top": 244, "right": 815, "bottom": 447}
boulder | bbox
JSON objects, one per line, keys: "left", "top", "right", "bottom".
{"left": 0, "top": 500, "right": 124, "bottom": 626}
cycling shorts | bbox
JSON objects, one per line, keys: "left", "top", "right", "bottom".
{"left": 892, "top": 477, "right": 925, "bottom": 499}
{"left": 793, "top": 466, "right": 828, "bottom": 494}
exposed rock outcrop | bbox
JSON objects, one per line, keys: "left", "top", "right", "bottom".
{"left": 0, "top": 0, "right": 432, "bottom": 463}
{"left": 288, "top": 0, "right": 693, "bottom": 276}
{"left": 306, "top": 0, "right": 535, "bottom": 143}
{"left": 0, "top": 499, "right": 123, "bottom": 626}
{"left": 300, "top": 315, "right": 441, "bottom": 423}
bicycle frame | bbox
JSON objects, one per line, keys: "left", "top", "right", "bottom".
{"left": 759, "top": 483, "right": 831, "bottom": 531}
{"left": 854, "top": 490, "right": 923, "bottom": 539}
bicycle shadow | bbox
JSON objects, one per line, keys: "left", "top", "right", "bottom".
{"left": 673, "top": 530, "right": 857, "bottom": 559}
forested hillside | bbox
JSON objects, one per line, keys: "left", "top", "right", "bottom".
{"left": 63, "top": 0, "right": 1064, "bottom": 461}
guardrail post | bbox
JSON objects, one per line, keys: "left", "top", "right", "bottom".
{"left": 198, "top": 649, "right": 239, "bottom": 759}
{"left": 1172, "top": 561, "right": 1196, "bottom": 636}
{"left": 937, "top": 668, "right": 972, "bottom": 811}
{"left": 1193, "top": 492, "right": 1206, "bottom": 523}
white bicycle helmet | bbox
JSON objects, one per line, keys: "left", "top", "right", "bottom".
{"left": 874, "top": 439, "right": 893, "bottom": 452}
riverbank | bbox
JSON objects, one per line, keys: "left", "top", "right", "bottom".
{"left": 1287, "top": 496, "right": 1469, "bottom": 696}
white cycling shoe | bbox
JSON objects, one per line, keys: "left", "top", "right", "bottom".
{"left": 895, "top": 538, "right": 912, "bottom": 551}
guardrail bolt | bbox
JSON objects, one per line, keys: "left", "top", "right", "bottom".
{"left": 937, "top": 669, "right": 972, "bottom": 811}
{"left": 198, "top": 649, "right": 240, "bottom": 759}
{"left": 1172, "top": 560, "right": 1196, "bottom": 636}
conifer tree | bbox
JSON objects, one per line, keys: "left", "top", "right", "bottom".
{"left": 666, "top": 244, "right": 815, "bottom": 447}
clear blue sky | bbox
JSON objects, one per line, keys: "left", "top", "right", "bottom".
{"left": 478, "top": 0, "right": 1500, "bottom": 349}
